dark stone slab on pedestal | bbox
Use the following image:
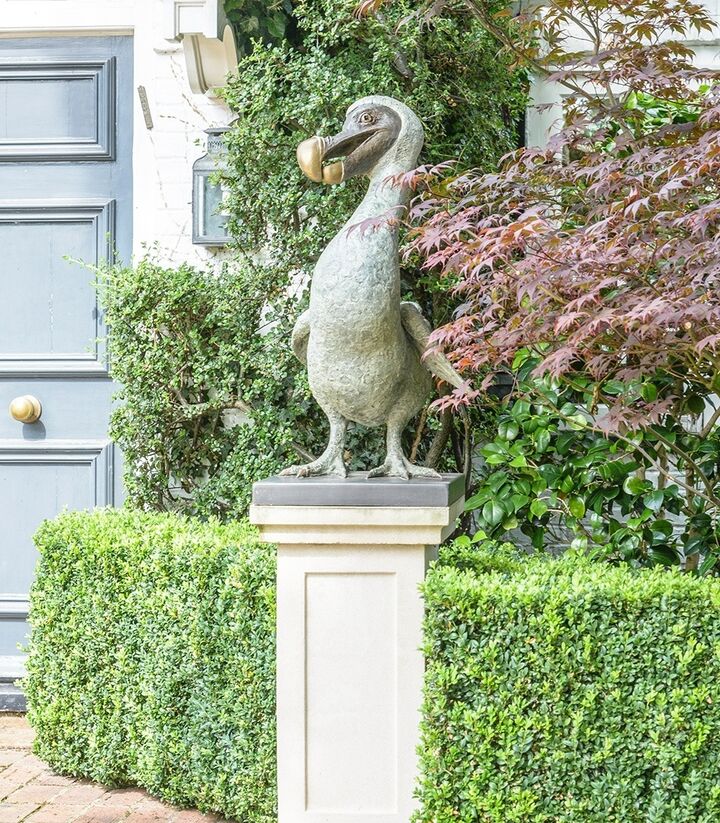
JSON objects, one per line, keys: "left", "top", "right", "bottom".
{"left": 252, "top": 472, "right": 465, "bottom": 508}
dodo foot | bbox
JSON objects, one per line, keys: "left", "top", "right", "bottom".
{"left": 368, "top": 456, "right": 441, "bottom": 480}
{"left": 280, "top": 454, "right": 347, "bottom": 478}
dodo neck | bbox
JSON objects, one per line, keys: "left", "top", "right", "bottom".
{"left": 350, "top": 160, "right": 412, "bottom": 223}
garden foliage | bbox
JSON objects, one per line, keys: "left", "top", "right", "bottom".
{"left": 101, "top": 2, "right": 525, "bottom": 518}
{"left": 468, "top": 364, "right": 708, "bottom": 567}
{"left": 25, "top": 510, "right": 276, "bottom": 823}
{"left": 97, "top": 258, "right": 321, "bottom": 517}
{"left": 28, "top": 509, "right": 720, "bottom": 822}
{"left": 420, "top": 541, "right": 720, "bottom": 822}
{"left": 408, "top": 0, "right": 720, "bottom": 417}
{"left": 394, "top": 0, "right": 720, "bottom": 566}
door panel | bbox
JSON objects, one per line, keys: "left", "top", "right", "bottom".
{"left": 0, "top": 441, "right": 115, "bottom": 634}
{"left": 0, "top": 36, "right": 132, "bottom": 706}
{"left": 0, "top": 379, "right": 115, "bottom": 439}
{"left": 0, "top": 200, "right": 113, "bottom": 372}
{"left": 0, "top": 58, "right": 116, "bottom": 160}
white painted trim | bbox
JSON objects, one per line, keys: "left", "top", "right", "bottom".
{"left": 0, "top": 598, "right": 29, "bottom": 620}
{"left": 250, "top": 497, "right": 464, "bottom": 545}
{"left": 250, "top": 503, "right": 460, "bottom": 527}
{"left": 163, "top": 0, "right": 227, "bottom": 41}
{"left": 0, "top": 655, "right": 26, "bottom": 679}
{"left": 0, "top": 28, "right": 134, "bottom": 37}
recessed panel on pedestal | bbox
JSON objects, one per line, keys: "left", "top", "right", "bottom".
{"left": 305, "top": 572, "right": 397, "bottom": 814}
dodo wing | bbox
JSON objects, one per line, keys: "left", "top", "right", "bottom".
{"left": 291, "top": 309, "right": 311, "bottom": 365}
{"left": 400, "top": 302, "right": 464, "bottom": 389}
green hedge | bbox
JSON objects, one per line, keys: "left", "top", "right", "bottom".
{"left": 420, "top": 543, "right": 720, "bottom": 823}
{"left": 29, "top": 513, "right": 720, "bottom": 822}
{"left": 26, "top": 510, "right": 276, "bottom": 822}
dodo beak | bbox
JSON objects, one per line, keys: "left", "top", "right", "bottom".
{"left": 296, "top": 125, "right": 379, "bottom": 185}
{"left": 296, "top": 137, "right": 341, "bottom": 184}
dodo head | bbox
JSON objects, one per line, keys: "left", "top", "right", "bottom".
{"left": 296, "top": 95, "right": 424, "bottom": 185}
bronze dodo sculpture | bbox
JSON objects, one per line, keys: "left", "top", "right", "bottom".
{"left": 281, "top": 96, "right": 463, "bottom": 479}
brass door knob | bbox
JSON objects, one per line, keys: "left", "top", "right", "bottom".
{"left": 9, "top": 395, "right": 42, "bottom": 424}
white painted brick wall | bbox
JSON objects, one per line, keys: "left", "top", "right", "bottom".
{"left": 131, "top": 37, "right": 232, "bottom": 267}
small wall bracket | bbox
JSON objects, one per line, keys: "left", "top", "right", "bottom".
{"left": 163, "top": 0, "right": 238, "bottom": 95}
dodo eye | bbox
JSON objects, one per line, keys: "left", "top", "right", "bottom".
{"left": 359, "top": 111, "right": 377, "bottom": 125}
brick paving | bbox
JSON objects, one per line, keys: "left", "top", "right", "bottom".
{"left": 0, "top": 716, "right": 227, "bottom": 823}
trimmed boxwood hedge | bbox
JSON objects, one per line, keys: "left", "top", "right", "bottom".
{"left": 28, "top": 514, "right": 720, "bottom": 822}
{"left": 26, "top": 510, "right": 276, "bottom": 822}
{"left": 419, "top": 542, "right": 720, "bottom": 823}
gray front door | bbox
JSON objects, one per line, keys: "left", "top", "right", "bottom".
{"left": 0, "top": 35, "right": 132, "bottom": 707}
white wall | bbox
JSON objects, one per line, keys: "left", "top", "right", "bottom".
{"left": 0, "top": 0, "right": 232, "bottom": 267}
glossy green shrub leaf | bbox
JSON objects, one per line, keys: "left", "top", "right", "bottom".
{"left": 534, "top": 428, "right": 551, "bottom": 453}
{"left": 488, "top": 471, "right": 508, "bottom": 492}
{"left": 650, "top": 519, "right": 674, "bottom": 539}
{"left": 509, "top": 493, "right": 530, "bottom": 511}
{"left": 567, "top": 496, "right": 586, "bottom": 518}
{"left": 643, "top": 489, "right": 665, "bottom": 512}
{"left": 603, "top": 379, "right": 626, "bottom": 395}
{"left": 624, "top": 476, "right": 651, "bottom": 495}
{"left": 482, "top": 500, "right": 507, "bottom": 527}
{"left": 648, "top": 545, "right": 679, "bottom": 566}
{"left": 529, "top": 498, "right": 549, "bottom": 518}
{"left": 686, "top": 394, "right": 706, "bottom": 415}
{"left": 498, "top": 421, "right": 519, "bottom": 441}
{"left": 641, "top": 382, "right": 658, "bottom": 402}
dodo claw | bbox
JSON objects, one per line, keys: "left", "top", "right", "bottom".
{"left": 279, "top": 460, "right": 347, "bottom": 478}
{"left": 368, "top": 458, "right": 441, "bottom": 480}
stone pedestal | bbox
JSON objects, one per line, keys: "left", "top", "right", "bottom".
{"left": 250, "top": 473, "right": 465, "bottom": 823}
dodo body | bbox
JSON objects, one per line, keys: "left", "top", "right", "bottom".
{"left": 307, "top": 195, "right": 430, "bottom": 429}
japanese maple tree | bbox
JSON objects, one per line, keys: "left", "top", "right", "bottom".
{"left": 363, "top": 0, "right": 720, "bottom": 564}
{"left": 401, "top": 0, "right": 719, "bottom": 419}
